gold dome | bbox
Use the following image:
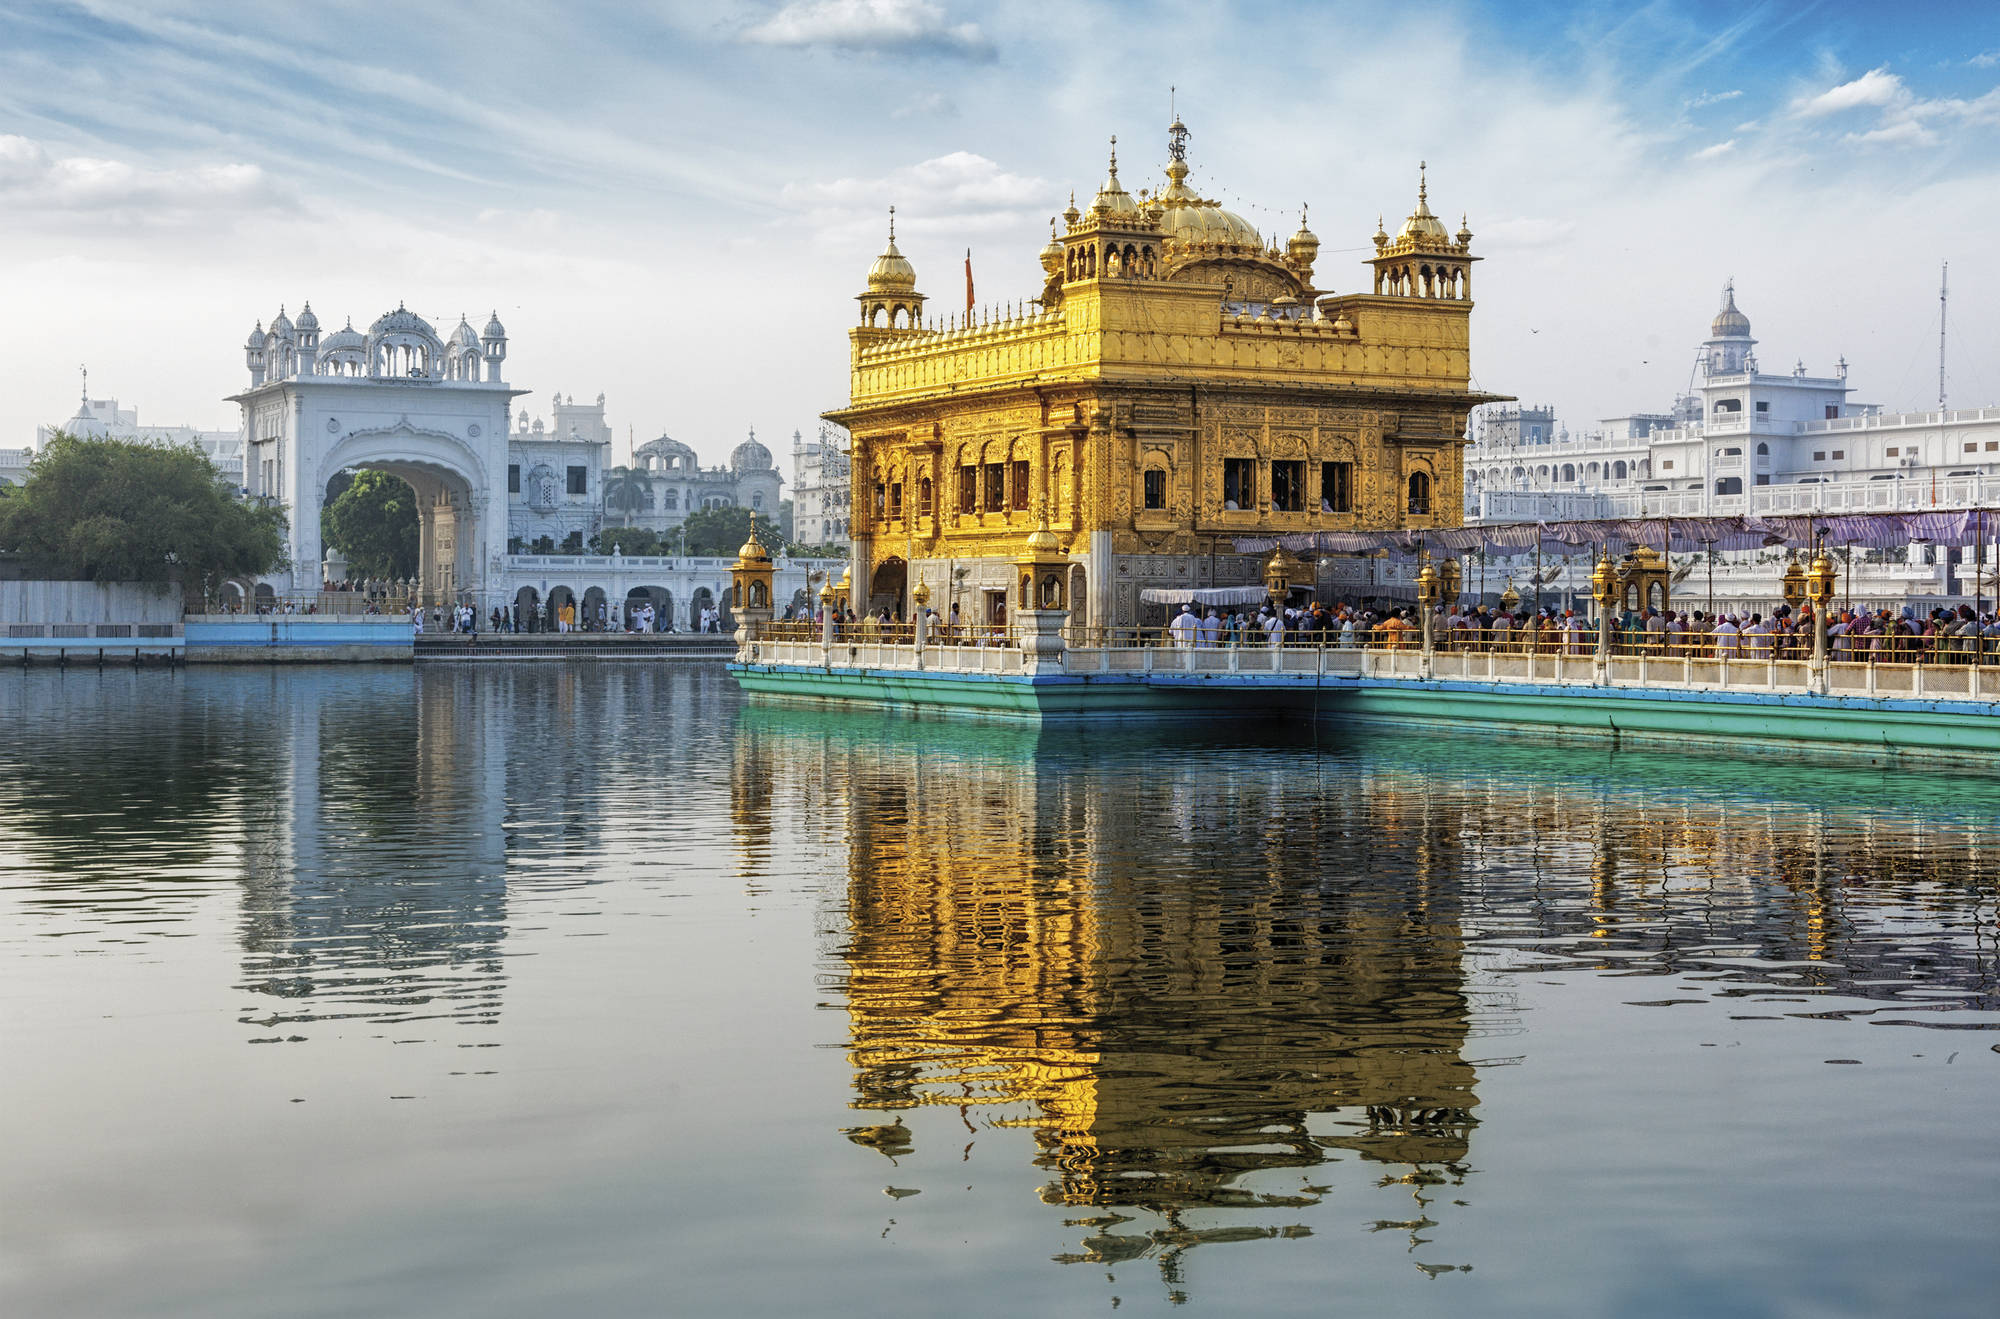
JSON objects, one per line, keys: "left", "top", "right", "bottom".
{"left": 1088, "top": 140, "right": 1142, "bottom": 218}
{"left": 736, "top": 533, "right": 771, "bottom": 564}
{"left": 1287, "top": 206, "right": 1319, "bottom": 262}
{"left": 866, "top": 211, "right": 917, "bottom": 292}
{"left": 1397, "top": 166, "right": 1452, "bottom": 245}
{"left": 1711, "top": 282, "right": 1751, "bottom": 338}
{"left": 1152, "top": 157, "right": 1258, "bottom": 247}
{"left": 1025, "top": 523, "right": 1061, "bottom": 553}
{"left": 1038, "top": 219, "right": 1064, "bottom": 274}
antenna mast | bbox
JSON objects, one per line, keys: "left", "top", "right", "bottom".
{"left": 1939, "top": 261, "right": 1948, "bottom": 411}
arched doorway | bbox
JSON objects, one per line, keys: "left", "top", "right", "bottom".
{"left": 1068, "top": 564, "right": 1088, "bottom": 628}
{"left": 316, "top": 425, "right": 489, "bottom": 610}
{"left": 547, "top": 585, "right": 576, "bottom": 631}
{"left": 870, "top": 557, "right": 907, "bottom": 619}
{"left": 513, "top": 585, "right": 540, "bottom": 632}
{"left": 581, "top": 586, "right": 609, "bottom": 632}
{"left": 625, "top": 587, "right": 668, "bottom": 632}
{"left": 691, "top": 587, "right": 717, "bottom": 633}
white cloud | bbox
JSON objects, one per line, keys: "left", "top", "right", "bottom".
{"left": 783, "top": 151, "right": 1049, "bottom": 236}
{"left": 890, "top": 92, "right": 958, "bottom": 120}
{"left": 1688, "top": 89, "right": 1743, "bottom": 108}
{"left": 0, "top": 134, "right": 297, "bottom": 220}
{"left": 1690, "top": 140, "right": 1735, "bottom": 160}
{"left": 1791, "top": 69, "right": 2000, "bottom": 149}
{"left": 1846, "top": 121, "right": 1939, "bottom": 148}
{"left": 1793, "top": 68, "right": 1908, "bottom": 118}
{"left": 743, "top": 0, "right": 996, "bottom": 61}
{"left": 1971, "top": 51, "right": 2000, "bottom": 68}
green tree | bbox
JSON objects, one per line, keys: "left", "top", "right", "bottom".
{"left": 324, "top": 469, "right": 419, "bottom": 578}
{"left": 680, "top": 505, "right": 771, "bottom": 557}
{"left": 590, "top": 526, "right": 664, "bottom": 555}
{"left": 604, "top": 466, "right": 653, "bottom": 527}
{"left": 0, "top": 432, "right": 287, "bottom": 592}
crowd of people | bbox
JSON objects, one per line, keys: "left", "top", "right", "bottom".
{"left": 1148, "top": 599, "right": 2000, "bottom": 663}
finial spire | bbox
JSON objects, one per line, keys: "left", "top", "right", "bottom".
{"left": 80, "top": 363, "right": 86, "bottom": 405}
{"left": 1418, "top": 161, "right": 1427, "bottom": 203}
{"left": 888, "top": 204, "right": 895, "bottom": 241}
{"left": 1108, "top": 135, "right": 1118, "bottom": 173}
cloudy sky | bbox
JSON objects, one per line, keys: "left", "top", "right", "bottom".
{"left": 4, "top": 0, "right": 2000, "bottom": 466}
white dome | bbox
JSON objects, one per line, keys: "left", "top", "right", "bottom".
{"left": 731, "top": 434, "right": 774, "bottom": 471}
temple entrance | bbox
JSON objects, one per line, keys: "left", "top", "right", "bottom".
{"left": 582, "top": 586, "right": 609, "bottom": 632}
{"left": 1068, "top": 564, "right": 1088, "bottom": 627}
{"left": 513, "top": 585, "right": 541, "bottom": 632}
{"left": 316, "top": 427, "right": 485, "bottom": 609}
{"left": 692, "top": 587, "right": 717, "bottom": 633}
{"left": 869, "top": 557, "right": 907, "bottom": 619}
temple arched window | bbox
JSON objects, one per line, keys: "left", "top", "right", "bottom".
{"left": 1407, "top": 471, "right": 1431, "bottom": 514}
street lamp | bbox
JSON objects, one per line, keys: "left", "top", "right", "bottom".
{"left": 1590, "top": 546, "right": 1617, "bottom": 668}
{"left": 1807, "top": 526, "right": 1838, "bottom": 680}
{"left": 1416, "top": 544, "right": 1439, "bottom": 664}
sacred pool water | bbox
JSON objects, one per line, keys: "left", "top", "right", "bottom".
{"left": 1, "top": 665, "right": 1994, "bottom": 1318}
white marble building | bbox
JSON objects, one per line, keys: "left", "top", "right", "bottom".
{"left": 1466, "top": 283, "right": 1999, "bottom": 523}
{"left": 790, "top": 424, "right": 850, "bottom": 547}
{"left": 31, "top": 395, "right": 246, "bottom": 488}
{"left": 233, "top": 299, "right": 827, "bottom": 627}
{"left": 619, "top": 428, "right": 783, "bottom": 541}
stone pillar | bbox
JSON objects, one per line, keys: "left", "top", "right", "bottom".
{"left": 417, "top": 503, "right": 438, "bottom": 607}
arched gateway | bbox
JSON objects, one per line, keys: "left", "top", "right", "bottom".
{"left": 232, "top": 302, "right": 524, "bottom": 608}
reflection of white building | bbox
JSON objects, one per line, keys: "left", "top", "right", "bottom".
{"left": 1467, "top": 284, "right": 1999, "bottom": 523}
{"left": 34, "top": 395, "right": 246, "bottom": 489}
{"left": 791, "top": 425, "right": 850, "bottom": 547}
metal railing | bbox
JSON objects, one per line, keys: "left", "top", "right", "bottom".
{"left": 195, "top": 593, "right": 415, "bottom": 616}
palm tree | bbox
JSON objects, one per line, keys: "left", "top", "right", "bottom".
{"left": 604, "top": 466, "right": 653, "bottom": 527}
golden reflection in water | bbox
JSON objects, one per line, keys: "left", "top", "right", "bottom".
{"left": 734, "top": 712, "right": 1481, "bottom": 1228}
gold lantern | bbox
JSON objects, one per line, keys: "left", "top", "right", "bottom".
{"left": 1781, "top": 557, "right": 1807, "bottom": 608}
{"left": 1589, "top": 552, "right": 1617, "bottom": 608}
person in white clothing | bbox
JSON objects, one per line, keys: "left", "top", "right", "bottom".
{"left": 1168, "top": 605, "right": 1198, "bottom": 649}
{"left": 1198, "top": 610, "right": 1221, "bottom": 648}
{"left": 1713, "top": 613, "right": 1740, "bottom": 658}
{"left": 1263, "top": 610, "right": 1284, "bottom": 648}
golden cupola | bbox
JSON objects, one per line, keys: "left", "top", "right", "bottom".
{"left": 1286, "top": 206, "right": 1320, "bottom": 275}
{"left": 1150, "top": 116, "right": 1260, "bottom": 250}
{"left": 1369, "top": 162, "right": 1477, "bottom": 300}
{"left": 857, "top": 208, "right": 926, "bottom": 330}
{"left": 1088, "top": 140, "right": 1143, "bottom": 218}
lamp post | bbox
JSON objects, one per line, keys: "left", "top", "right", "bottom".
{"left": 1590, "top": 546, "right": 1616, "bottom": 683}
{"left": 1416, "top": 545, "right": 1439, "bottom": 677}
{"left": 912, "top": 577, "right": 931, "bottom": 649}
{"left": 1807, "top": 526, "right": 1837, "bottom": 692}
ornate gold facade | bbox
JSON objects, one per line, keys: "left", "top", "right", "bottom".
{"left": 826, "top": 123, "right": 1504, "bottom": 627}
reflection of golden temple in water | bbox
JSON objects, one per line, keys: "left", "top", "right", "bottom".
{"left": 732, "top": 712, "right": 1481, "bottom": 1226}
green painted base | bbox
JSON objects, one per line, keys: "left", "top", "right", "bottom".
{"left": 728, "top": 662, "right": 2000, "bottom": 762}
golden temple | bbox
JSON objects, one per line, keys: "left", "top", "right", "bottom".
{"left": 825, "top": 118, "right": 1505, "bottom": 629}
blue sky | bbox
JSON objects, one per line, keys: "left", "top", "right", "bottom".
{"left": 4, "top": 0, "right": 2000, "bottom": 461}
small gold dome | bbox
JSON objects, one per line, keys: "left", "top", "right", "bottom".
{"left": 1089, "top": 139, "right": 1141, "bottom": 217}
{"left": 1395, "top": 163, "right": 1452, "bottom": 245}
{"left": 1025, "top": 523, "right": 1061, "bottom": 553}
{"left": 866, "top": 210, "right": 917, "bottom": 291}
{"left": 1039, "top": 219, "right": 1064, "bottom": 274}
{"left": 1287, "top": 206, "right": 1319, "bottom": 262}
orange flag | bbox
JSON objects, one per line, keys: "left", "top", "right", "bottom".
{"left": 965, "top": 249, "right": 974, "bottom": 313}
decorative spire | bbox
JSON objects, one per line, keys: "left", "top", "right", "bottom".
{"left": 888, "top": 204, "right": 895, "bottom": 241}
{"left": 1168, "top": 111, "right": 1189, "bottom": 163}
{"left": 1418, "top": 161, "right": 1427, "bottom": 205}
